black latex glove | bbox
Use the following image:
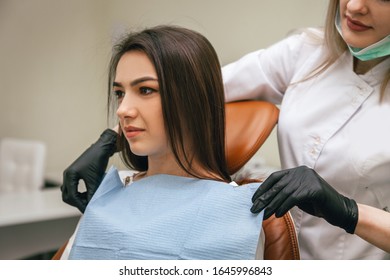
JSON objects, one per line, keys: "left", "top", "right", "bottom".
{"left": 61, "top": 129, "right": 118, "bottom": 213}
{"left": 251, "top": 165, "right": 358, "bottom": 234}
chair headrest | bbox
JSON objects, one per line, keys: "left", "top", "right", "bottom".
{"left": 225, "top": 101, "right": 279, "bottom": 174}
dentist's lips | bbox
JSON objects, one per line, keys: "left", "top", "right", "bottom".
{"left": 346, "top": 16, "right": 371, "bottom": 32}
{"left": 123, "top": 126, "right": 145, "bottom": 138}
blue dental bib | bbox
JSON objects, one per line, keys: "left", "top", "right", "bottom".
{"left": 69, "top": 166, "right": 263, "bottom": 260}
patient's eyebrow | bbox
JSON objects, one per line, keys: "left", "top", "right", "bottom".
{"left": 112, "top": 77, "right": 158, "bottom": 88}
{"left": 112, "top": 81, "right": 122, "bottom": 87}
{"left": 130, "top": 76, "right": 158, "bottom": 87}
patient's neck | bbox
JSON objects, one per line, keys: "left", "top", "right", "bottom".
{"left": 140, "top": 154, "right": 224, "bottom": 182}
{"left": 142, "top": 153, "right": 190, "bottom": 179}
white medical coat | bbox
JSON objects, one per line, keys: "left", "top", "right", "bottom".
{"left": 223, "top": 28, "right": 390, "bottom": 259}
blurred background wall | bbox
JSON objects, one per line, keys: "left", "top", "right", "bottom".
{"left": 0, "top": 0, "right": 328, "bottom": 182}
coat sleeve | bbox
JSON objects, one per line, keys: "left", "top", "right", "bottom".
{"left": 222, "top": 31, "right": 310, "bottom": 104}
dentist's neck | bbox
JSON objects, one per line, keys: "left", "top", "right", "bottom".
{"left": 353, "top": 56, "right": 388, "bottom": 74}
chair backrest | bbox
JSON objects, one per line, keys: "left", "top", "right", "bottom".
{"left": 225, "top": 101, "right": 300, "bottom": 260}
{"left": 225, "top": 100, "right": 279, "bottom": 174}
{"left": 0, "top": 137, "right": 46, "bottom": 193}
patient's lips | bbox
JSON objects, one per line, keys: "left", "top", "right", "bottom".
{"left": 123, "top": 125, "right": 145, "bottom": 139}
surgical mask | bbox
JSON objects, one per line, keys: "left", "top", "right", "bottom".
{"left": 335, "top": 9, "right": 390, "bottom": 61}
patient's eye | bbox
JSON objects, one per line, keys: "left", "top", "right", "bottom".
{"left": 139, "top": 87, "right": 156, "bottom": 95}
{"left": 113, "top": 90, "right": 125, "bottom": 100}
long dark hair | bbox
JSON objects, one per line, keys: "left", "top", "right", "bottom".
{"left": 108, "top": 25, "right": 231, "bottom": 182}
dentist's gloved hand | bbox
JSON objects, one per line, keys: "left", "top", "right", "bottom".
{"left": 251, "top": 165, "right": 358, "bottom": 234}
{"left": 61, "top": 129, "right": 118, "bottom": 213}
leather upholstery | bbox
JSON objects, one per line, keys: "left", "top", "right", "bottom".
{"left": 262, "top": 213, "right": 300, "bottom": 260}
{"left": 225, "top": 101, "right": 279, "bottom": 174}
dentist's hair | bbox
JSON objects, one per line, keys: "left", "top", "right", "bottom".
{"left": 108, "top": 25, "right": 231, "bottom": 182}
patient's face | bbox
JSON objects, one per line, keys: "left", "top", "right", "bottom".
{"left": 114, "top": 51, "right": 170, "bottom": 160}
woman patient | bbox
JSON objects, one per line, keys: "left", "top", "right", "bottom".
{"left": 61, "top": 25, "right": 264, "bottom": 260}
